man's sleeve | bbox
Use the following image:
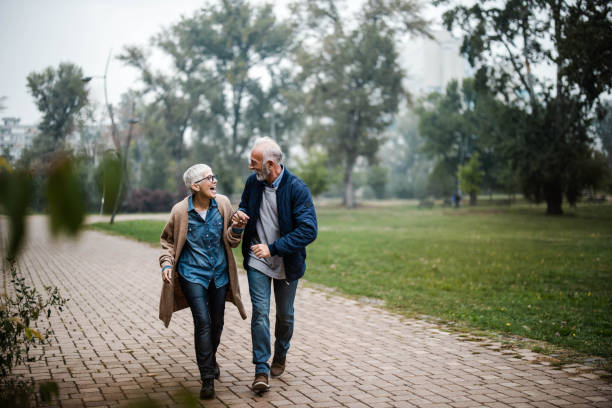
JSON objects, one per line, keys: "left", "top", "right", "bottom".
{"left": 238, "top": 177, "right": 250, "bottom": 217}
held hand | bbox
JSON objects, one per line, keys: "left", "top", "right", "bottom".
{"left": 232, "top": 210, "right": 249, "bottom": 228}
{"left": 162, "top": 268, "right": 172, "bottom": 284}
{"left": 251, "top": 244, "right": 271, "bottom": 258}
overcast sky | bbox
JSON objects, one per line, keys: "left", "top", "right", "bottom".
{"left": 0, "top": 0, "right": 443, "bottom": 125}
{"left": 1, "top": 0, "right": 217, "bottom": 124}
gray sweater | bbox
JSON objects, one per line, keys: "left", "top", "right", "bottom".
{"left": 248, "top": 185, "right": 286, "bottom": 279}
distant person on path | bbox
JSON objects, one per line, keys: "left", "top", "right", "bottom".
{"left": 232, "top": 137, "right": 318, "bottom": 394}
{"left": 159, "top": 163, "right": 247, "bottom": 400}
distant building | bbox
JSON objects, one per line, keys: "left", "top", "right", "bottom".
{"left": 400, "top": 30, "right": 468, "bottom": 97}
{"left": 0, "top": 117, "right": 37, "bottom": 160}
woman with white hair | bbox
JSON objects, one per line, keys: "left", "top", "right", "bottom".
{"left": 159, "top": 163, "right": 248, "bottom": 400}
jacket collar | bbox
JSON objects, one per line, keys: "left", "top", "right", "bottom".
{"left": 258, "top": 166, "right": 292, "bottom": 190}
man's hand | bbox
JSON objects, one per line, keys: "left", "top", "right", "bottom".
{"left": 232, "top": 210, "right": 249, "bottom": 229}
{"left": 162, "top": 268, "right": 172, "bottom": 283}
{"left": 251, "top": 244, "right": 271, "bottom": 258}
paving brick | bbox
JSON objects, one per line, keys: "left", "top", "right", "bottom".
{"left": 3, "top": 215, "right": 611, "bottom": 407}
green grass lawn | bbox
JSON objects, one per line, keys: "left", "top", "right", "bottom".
{"left": 89, "top": 202, "right": 612, "bottom": 360}
{"left": 89, "top": 220, "right": 167, "bottom": 245}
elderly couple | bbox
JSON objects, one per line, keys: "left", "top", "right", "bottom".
{"left": 158, "top": 137, "right": 318, "bottom": 399}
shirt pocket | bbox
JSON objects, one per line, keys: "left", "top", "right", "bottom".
{"left": 209, "top": 218, "right": 223, "bottom": 242}
{"left": 188, "top": 218, "right": 206, "bottom": 245}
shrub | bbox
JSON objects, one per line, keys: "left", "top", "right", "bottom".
{"left": 122, "top": 188, "right": 174, "bottom": 213}
{"left": 0, "top": 262, "right": 67, "bottom": 406}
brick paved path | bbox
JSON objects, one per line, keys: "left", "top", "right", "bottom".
{"left": 4, "top": 216, "right": 612, "bottom": 407}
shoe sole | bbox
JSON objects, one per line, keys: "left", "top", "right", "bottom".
{"left": 252, "top": 382, "right": 270, "bottom": 395}
{"left": 200, "top": 389, "right": 215, "bottom": 400}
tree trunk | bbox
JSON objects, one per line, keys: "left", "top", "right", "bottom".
{"left": 470, "top": 191, "right": 477, "bottom": 206}
{"left": 545, "top": 183, "right": 564, "bottom": 215}
{"left": 343, "top": 110, "right": 359, "bottom": 209}
{"left": 109, "top": 168, "right": 124, "bottom": 225}
{"left": 110, "top": 109, "right": 136, "bottom": 224}
{"left": 343, "top": 160, "right": 355, "bottom": 209}
{"left": 175, "top": 148, "right": 182, "bottom": 191}
{"left": 110, "top": 149, "right": 130, "bottom": 224}
{"left": 546, "top": 197, "right": 563, "bottom": 215}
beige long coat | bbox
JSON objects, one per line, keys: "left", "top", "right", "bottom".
{"left": 158, "top": 194, "right": 247, "bottom": 327}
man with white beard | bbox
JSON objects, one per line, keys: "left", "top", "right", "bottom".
{"left": 232, "top": 137, "right": 318, "bottom": 394}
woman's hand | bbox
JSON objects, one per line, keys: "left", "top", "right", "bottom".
{"left": 232, "top": 210, "right": 249, "bottom": 229}
{"left": 162, "top": 267, "right": 172, "bottom": 284}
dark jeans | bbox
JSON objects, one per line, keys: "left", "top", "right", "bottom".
{"left": 178, "top": 274, "right": 228, "bottom": 380}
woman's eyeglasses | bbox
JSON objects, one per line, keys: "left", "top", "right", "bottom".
{"left": 194, "top": 175, "right": 217, "bottom": 184}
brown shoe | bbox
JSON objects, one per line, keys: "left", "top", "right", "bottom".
{"left": 252, "top": 373, "right": 270, "bottom": 394}
{"left": 270, "top": 356, "right": 286, "bottom": 377}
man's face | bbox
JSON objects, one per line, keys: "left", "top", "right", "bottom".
{"left": 249, "top": 148, "right": 268, "bottom": 181}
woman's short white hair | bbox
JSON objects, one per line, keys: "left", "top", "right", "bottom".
{"left": 253, "top": 137, "right": 283, "bottom": 164}
{"left": 183, "top": 163, "right": 211, "bottom": 192}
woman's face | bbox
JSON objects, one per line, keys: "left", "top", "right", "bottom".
{"left": 194, "top": 170, "right": 217, "bottom": 199}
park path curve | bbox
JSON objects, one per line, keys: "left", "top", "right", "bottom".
{"left": 3, "top": 215, "right": 612, "bottom": 407}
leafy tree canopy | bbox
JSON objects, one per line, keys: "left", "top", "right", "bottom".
{"left": 438, "top": 0, "right": 612, "bottom": 214}
{"left": 291, "top": 0, "right": 429, "bottom": 207}
{"left": 26, "top": 63, "right": 89, "bottom": 151}
{"left": 458, "top": 151, "right": 484, "bottom": 205}
{"left": 119, "top": 0, "right": 296, "bottom": 194}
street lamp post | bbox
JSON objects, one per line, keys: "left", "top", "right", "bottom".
{"left": 109, "top": 110, "right": 138, "bottom": 225}
{"left": 82, "top": 50, "right": 120, "bottom": 148}
{"left": 83, "top": 50, "right": 139, "bottom": 224}
{"left": 83, "top": 50, "right": 117, "bottom": 215}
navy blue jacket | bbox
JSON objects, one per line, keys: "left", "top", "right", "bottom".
{"left": 239, "top": 168, "right": 318, "bottom": 281}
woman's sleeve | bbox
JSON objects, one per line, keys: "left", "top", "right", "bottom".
{"left": 225, "top": 201, "right": 243, "bottom": 248}
{"left": 159, "top": 212, "right": 176, "bottom": 269}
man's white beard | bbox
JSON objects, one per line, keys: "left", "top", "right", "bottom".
{"left": 255, "top": 165, "right": 270, "bottom": 181}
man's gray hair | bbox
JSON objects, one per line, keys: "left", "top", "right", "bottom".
{"left": 183, "top": 163, "right": 211, "bottom": 192}
{"left": 253, "top": 136, "right": 283, "bottom": 165}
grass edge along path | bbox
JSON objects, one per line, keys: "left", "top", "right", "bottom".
{"left": 88, "top": 203, "right": 612, "bottom": 371}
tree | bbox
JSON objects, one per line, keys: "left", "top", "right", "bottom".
{"left": 381, "top": 109, "right": 432, "bottom": 199}
{"left": 427, "top": 161, "right": 455, "bottom": 198}
{"left": 294, "top": 149, "right": 330, "bottom": 197}
{"left": 292, "top": 0, "right": 429, "bottom": 208}
{"left": 120, "top": 0, "right": 296, "bottom": 195}
{"left": 416, "top": 80, "right": 471, "bottom": 193}
{"left": 96, "top": 151, "right": 122, "bottom": 214}
{"left": 416, "top": 78, "right": 504, "bottom": 198}
{"left": 595, "top": 101, "right": 612, "bottom": 172}
{"left": 458, "top": 152, "right": 484, "bottom": 205}
{"left": 118, "top": 46, "right": 202, "bottom": 190}
{"left": 109, "top": 97, "right": 139, "bottom": 224}
{"left": 367, "top": 164, "right": 390, "bottom": 199}
{"left": 439, "top": 0, "right": 612, "bottom": 214}
{"left": 0, "top": 98, "right": 12, "bottom": 163}
{"left": 24, "top": 63, "right": 89, "bottom": 161}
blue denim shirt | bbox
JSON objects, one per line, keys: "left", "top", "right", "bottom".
{"left": 177, "top": 196, "right": 229, "bottom": 288}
